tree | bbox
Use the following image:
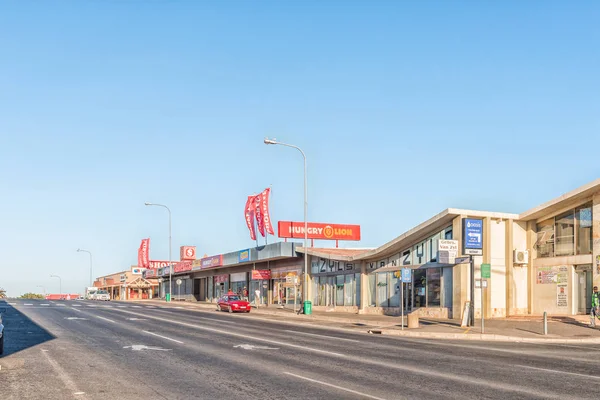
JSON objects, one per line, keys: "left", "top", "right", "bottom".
{"left": 0, "top": 288, "right": 6, "bottom": 299}
{"left": 19, "top": 293, "right": 44, "bottom": 300}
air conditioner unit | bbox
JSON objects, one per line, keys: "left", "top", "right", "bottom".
{"left": 513, "top": 249, "right": 529, "bottom": 265}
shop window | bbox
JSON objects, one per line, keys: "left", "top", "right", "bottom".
{"left": 369, "top": 274, "right": 376, "bottom": 306}
{"left": 576, "top": 205, "right": 593, "bottom": 255}
{"left": 388, "top": 272, "right": 401, "bottom": 307}
{"left": 555, "top": 210, "right": 575, "bottom": 256}
{"left": 536, "top": 219, "right": 555, "bottom": 258}
{"left": 377, "top": 272, "right": 388, "bottom": 307}
{"left": 444, "top": 227, "right": 453, "bottom": 240}
{"left": 355, "top": 273, "right": 361, "bottom": 307}
{"left": 414, "top": 269, "right": 426, "bottom": 308}
{"left": 427, "top": 268, "right": 441, "bottom": 307}
{"left": 344, "top": 274, "right": 354, "bottom": 306}
{"left": 336, "top": 275, "right": 344, "bottom": 306}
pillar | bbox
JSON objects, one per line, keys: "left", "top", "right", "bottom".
{"left": 505, "top": 219, "right": 514, "bottom": 316}
{"left": 593, "top": 194, "right": 600, "bottom": 287}
{"left": 359, "top": 262, "right": 368, "bottom": 314}
{"left": 526, "top": 221, "right": 537, "bottom": 314}
{"left": 452, "top": 215, "right": 468, "bottom": 319}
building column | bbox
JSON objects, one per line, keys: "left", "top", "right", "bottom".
{"left": 593, "top": 194, "right": 600, "bottom": 287}
{"left": 359, "top": 262, "right": 368, "bottom": 314}
{"left": 452, "top": 215, "right": 468, "bottom": 320}
{"left": 505, "top": 219, "right": 514, "bottom": 317}
{"left": 526, "top": 221, "right": 537, "bottom": 314}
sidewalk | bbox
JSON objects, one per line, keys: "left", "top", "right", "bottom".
{"left": 132, "top": 299, "right": 600, "bottom": 343}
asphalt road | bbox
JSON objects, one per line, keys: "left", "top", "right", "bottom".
{"left": 1, "top": 299, "right": 599, "bottom": 400}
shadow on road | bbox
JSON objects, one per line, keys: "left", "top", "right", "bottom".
{"left": 0, "top": 301, "right": 55, "bottom": 358}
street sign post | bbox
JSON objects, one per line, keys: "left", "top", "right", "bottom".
{"left": 479, "top": 263, "right": 490, "bottom": 334}
{"left": 401, "top": 268, "right": 412, "bottom": 331}
{"left": 176, "top": 279, "right": 182, "bottom": 301}
{"left": 481, "top": 263, "right": 491, "bottom": 279}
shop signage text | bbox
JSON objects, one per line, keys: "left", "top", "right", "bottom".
{"left": 312, "top": 258, "right": 356, "bottom": 274}
{"left": 148, "top": 260, "right": 173, "bottom": 269}
{"left": 278, "top": 221, "right": 361, "bottom": 241}
{"left": 180, "top": 246, "right": 196, "bottom": 261}
{"left": 214, "top": 274, "right": 228, "bottom": 283}
{"left": 173, "top": 261, "right": 193, "bottom": 273}
{"left": 252, "top": 269, "right": 271, "bottom": 280}
{"left": 201, "top": 255, "right": 223, "bottom": 269}
{"left": 463, "top": 218, "right": 483, "bottom": 255}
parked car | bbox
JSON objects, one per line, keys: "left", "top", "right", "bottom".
{"left": 0, "top": 314, "right": 4, "bottom": 355}
{"left": 217, "top": 294, "right": 250, "bottom": 313}
{"left": 94, "top": 290, "right": 110, "bottom": 301}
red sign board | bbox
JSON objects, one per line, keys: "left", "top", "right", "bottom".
{"left": 252, "top": 270, "right": 271, "bottom": 280}
{"left": 173, "top": 261, "right": 193, "bottom": 273}
{"left": 214, "top": 274, "right": 228, "bottom": 283}
{"left": 277, "top": 221, "right": 361, "bottom": 241}
{"left": 180, "top": 246, "right": 196, "bottom": 261}
{"left": 148, "top": 260, "right": 172, "bottom": 269}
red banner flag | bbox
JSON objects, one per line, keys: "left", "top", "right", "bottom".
{"left": 254, "top": 193, "right": 265, "bottom": 237}
{"left": 244, "top": 195, "right": 257, "bottom": 241}
{"left": 261, "top": 188, "right": 274, "bottom": 235}
{"left": 138, "top": 238, "right": 150, "bottom": 269}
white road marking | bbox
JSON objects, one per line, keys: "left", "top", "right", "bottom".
{"left": 40, "top": 304, "right": 50, "bottom": 306}
{"left": 72, "top": 308, "right": 82, "bottom": 312}
{"left": 234, "top": 344, "right": 279, "bottom": 350}
{"left": 518, "top": 365, "right": 600, "bottom": 380}
{"left": 142, "top": 330, "right": 184, "bottom": 344}
{"left": 284, "top": 330, "right": 359, "bottom": 342}
{"left": 24, "top": 303, "right": 33, "bottom": 306}
{"left": 123, "top": 345, "right": 171, "bottom": 352}
{"left": 95, "top": 316, "right": 116, "bottom": 323}
{"left": 74, "top": 392, "right": 86, "bottom": 396}
{"left": 284, "top": 372, "right": 388, "bottom": 400}
{"left": 65, "top": 317, "right": 88, "bottom": 320}
{"left": 41, "top": 349, "right": 87, "bottom": 398}
{"left": 56, "top": 304, "right": 66, "bottom": 307}
{"left": 72, "top": 304, "right": 82, "bottom": 307}
{"left": 8, "top": 303, "right": 16, "bottom": 305}
{"left": 127, "top": 318, "right": 147, "bottom": 321}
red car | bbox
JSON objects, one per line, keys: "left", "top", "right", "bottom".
{"left": 217, "top": 294, "right": 251, "bottom": 313}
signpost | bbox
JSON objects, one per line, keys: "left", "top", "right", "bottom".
{"left": 480, "top": 263, "right": 491, "bottom": 334}
{"left": 401, "top": 268, "right": 412, "bottom": 331}
{"left": 463, "top": 219, "right": 484, "bottom": 327}
{"left": 176, "top": 279, "right": 182, "bottom": 301}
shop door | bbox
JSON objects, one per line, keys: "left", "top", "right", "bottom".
{"left": 576, "top": 266, "right": 592, "bottom": 314}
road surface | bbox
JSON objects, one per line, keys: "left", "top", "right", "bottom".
{"left": 1, "top": 299, "right": 597, "bottom": 399}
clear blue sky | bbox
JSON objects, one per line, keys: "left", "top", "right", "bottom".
{"left": 1, "top": 1, "right": 598, "bottom": 296}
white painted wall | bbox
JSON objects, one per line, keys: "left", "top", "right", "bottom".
{"left": 491, "top": 221, "right": 506, "bottom": 314}
{"left": 513, "top": 221, "right": 529, "bottom": 310}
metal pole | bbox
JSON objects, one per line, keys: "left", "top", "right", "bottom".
{"left": 401, "top": 281, "right": 404, "bottom": 331}
{"left": 481, "top": 279, "right": 485, "bottom": 334}
{"left": 543, "top": 311, "right": 548, "bottom": 335}
{"left": 168, "top": 207, "right": 172, "bottom": 303}
{"left": 470, "top": 255, "right": 475, "bottom": 326}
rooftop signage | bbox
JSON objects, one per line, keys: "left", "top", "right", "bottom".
{"left": 278, "top": 221, "right": 361, "bottom": 241}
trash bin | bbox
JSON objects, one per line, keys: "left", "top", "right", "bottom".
{"left": 166, "top": 293, "right": 171, "bottom": 302}
{"left": 408, "top": 313, "right": 419, "bottom": 329}
{"left": 303, "top": 301, "right": 312, "bottom": 315}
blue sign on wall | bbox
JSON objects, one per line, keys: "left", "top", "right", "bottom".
{"left": 464, "top": 218, "right": 483, "bottom": 249}
{"left": 401, "top": 268, "right": 412, "bottom": 283}
{"left": 238, "top": 249, "right": 250, "bottom": 263}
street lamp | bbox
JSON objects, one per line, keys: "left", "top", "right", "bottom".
{"left": 50, "top": 275, "right": 62, "bottom": 295}
{"left": 145, "top": 202, "right": 172, "bottom": 302}
{"left": 264, "top": 137, "right": 308, "bottom": 311}
{"left": 77, "top": 248, "right": 93, "bottom": 287}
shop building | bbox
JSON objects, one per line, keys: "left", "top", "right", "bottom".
{"left": 95, "top": 266, "right": 159, "bottom": 300}
{"left": 301, "top": 179, "right": 600, "bottom": 319}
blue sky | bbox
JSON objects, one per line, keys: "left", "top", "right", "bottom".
{"left": 1, "top": 1, "right": 598, "bottom": 296}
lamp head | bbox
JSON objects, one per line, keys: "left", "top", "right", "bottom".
{"left": 144, "top": 202, "right": 152, "bottom": 206}
{"left": 264, "top": 137, "right": 277, "bottom": 145}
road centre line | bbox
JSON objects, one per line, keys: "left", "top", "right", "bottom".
{"left": 284, "top": 330, "right": 359, "bottom": 343}
{"left": 95, "top": 315, "right": 116, "bottom": 323}
{"left": 24, "top": 303, "right": 33, "bottom": 306}
{"left": 284, "top": 372, "right": 389, "bottom": 400}
{"left": 107, "top": 309, "right": 562, "bottom": 398}
{"left": 41, "top": 304, "right": 50, "bottom": 306}
{"left": 143, "top": 330, "right": 184, "bottom": 344}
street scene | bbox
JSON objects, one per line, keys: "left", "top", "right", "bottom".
{"left": 1, "top": 1, "right": 599, "bottom": 399}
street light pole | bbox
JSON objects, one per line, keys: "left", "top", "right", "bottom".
{"left": 264, "top": 138, "right": 308, "bottom": 311}
{"left": 50, "top": 275, "right": 62, "bottom": 295}
{"left": 77, "top": 249, "right": 93, "bottom": 287}
{"left": 145, "top": 202, "right": 172, "bottom": 302}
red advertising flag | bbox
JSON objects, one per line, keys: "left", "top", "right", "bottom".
{"left": 244, "top": 195, "right": 257, "bottom": 241}
{"left": 261, "top": 188, "right": 274, "bottom": 235}
{"left": 139, "top": 238, "right": 150, "bottom": 269}
{"left": 255, "top": 193, "right": 265, "bottom": 237}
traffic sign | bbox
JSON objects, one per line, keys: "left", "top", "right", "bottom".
{"left": 401, "top": 268, "right": 412, "bottom": 283}
{"left": 481, "top": 263, "right": 491, "bottom": 279}
{"left": 176, "top": 279, "right": 182, "bottom": 286}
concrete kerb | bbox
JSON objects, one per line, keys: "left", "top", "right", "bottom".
{"left": 131, "top": 300, "right": 600, "bottom": 343}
